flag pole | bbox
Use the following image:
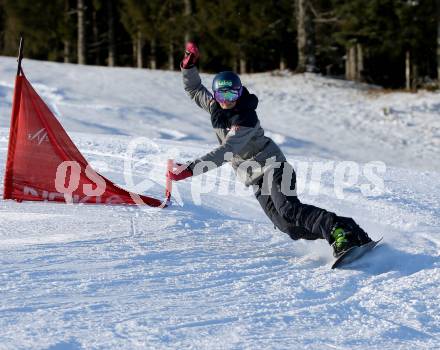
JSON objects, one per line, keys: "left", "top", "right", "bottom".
{"left": 4, "top": 35, "right": 25, "bottom": 200}
{"left": 165, "top": 159, "right": 174, "bottom": 206}
{"left": 16, "top": 35, "right": 24, "bottom": 76}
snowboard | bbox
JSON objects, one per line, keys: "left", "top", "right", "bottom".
{"left": 331, "top": 237, "right": 383, "bottom": 269}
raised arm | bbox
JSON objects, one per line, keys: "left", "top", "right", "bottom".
{"left": 180, "top": 42, "right": 214, "bottom": 114}
{"left": 181, "top": 67, "right": 214, "bottom": 113}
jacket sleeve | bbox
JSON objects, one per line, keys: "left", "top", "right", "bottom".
{"left": 189, "top": 125, "right": 258, "bottom": 175}
{"left": 181, "top": 66, "right": 214, "bottom": 114}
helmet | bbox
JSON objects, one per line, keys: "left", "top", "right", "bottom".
{"left": 212, "top": 71, "right": 242, "bottom": 91}
{"left": 212, "top": 71, "right": 243, "bottom": 103}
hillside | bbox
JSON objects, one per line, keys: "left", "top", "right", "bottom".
{"left": 0, "top": 57, "right": 439, "bottom": 349}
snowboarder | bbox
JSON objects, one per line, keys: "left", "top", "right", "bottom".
{"left": 169, "top": 42, "right": 372, "bottom": 258}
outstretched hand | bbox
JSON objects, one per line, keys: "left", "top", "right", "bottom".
{"left": 181, "top": 42, "right": 200, "bottom": 69}
{"left": 168, "top": 162, "right": 193, "bottom": 181}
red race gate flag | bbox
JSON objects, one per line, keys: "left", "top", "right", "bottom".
{"left": 3, "top": 71, "right": 166, "bottom": 207}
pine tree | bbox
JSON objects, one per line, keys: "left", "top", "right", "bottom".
{"left": 0, "top": 0, "right": 438, "bottom": 88}
{"left": 332, "top": 0, "right": 437, "bottom": 87}
{"left": 2, "top": 0, "right": 66, "bottom": 60}
{"left": 120, "top": 0, "right": 169, "bottom": 69}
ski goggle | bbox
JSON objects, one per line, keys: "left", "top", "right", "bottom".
{"left": 214, "top": 87, "right": 243, "bottom": 103}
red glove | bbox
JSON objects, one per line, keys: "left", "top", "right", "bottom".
{"left": 168, "top": 163, "right": 193, "bottom": 181}
{"left": 181, "top": 42, "right": 200, "bottom": 69}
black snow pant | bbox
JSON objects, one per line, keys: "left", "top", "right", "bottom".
{"left": 253, "top": 162, "right": 336, "bottom": 243}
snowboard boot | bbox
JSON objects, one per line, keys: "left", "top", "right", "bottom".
{"left": 334, "top": 216, "right": 373, "bottom": 246}
{"left": 330, "top": 225, "right": 359, "bottom": 258}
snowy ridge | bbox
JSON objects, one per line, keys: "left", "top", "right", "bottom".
{"left": 0, "top": 57, "right": 439, "bottom": 349}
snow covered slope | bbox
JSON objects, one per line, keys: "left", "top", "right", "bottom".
{"left": 1, "top": 56, "right": 439, "bottom": 171}
{"left": 0, "top": 56, "right": 439, "bottom": 349}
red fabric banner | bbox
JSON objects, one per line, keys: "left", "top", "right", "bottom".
{"left": 3, "top": 72, "right": 164, "bottom": 207}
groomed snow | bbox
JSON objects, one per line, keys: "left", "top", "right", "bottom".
{"left": 0, "top": 56, "right": 439, "bottom": 349}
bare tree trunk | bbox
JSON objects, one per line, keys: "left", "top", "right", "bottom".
{"left": 280, "top": 56, "right": 286, "bottom": 70}
{"left": 184, "top": 0, "right": 192, "bottom": 43}
{"left": 136, "top": 30, "right": 144, "bottom": 68}
{"left": 356, "top": 43, "right": 363, "bottom": 82}
{"left": 296, "top": 0, "right": 315, "bottom": 72}
{"left": 133, "top": 40, "right": 137, "bottom": 67}
{"left": 92, "top": 8, "right": 100, "bottom": 65}
{"left": 308, "top": 7, "right": 317, "bottom": 72}
{"left": 345, "top": 48, "right": 350, "bottom": 80}
{"left": 412, "top": 62, "right": 418, "bottom": 90}
{"left": 345, "top": 44, "right": 363, "bottom": 82}
{"left": 77, "top": 0, "right": 86, "bottom": 65}
{"left": 405, "top": 50, "right": 411, "bottom": 90}
{"left": 345, "top": 46, "right": 355, "bottom": 80}
{"left": 240, "top": 58, "right": 247, "bottom": 74}
{"left": 350, "top": 47, "right": 356, "bottom": 80}
{"left": 64, "top": 40, "right": 71, "bottom": 63}
{"left": 296, "top": 0, "right": 307, "bottom": 72}
{"left": 168, "top": 41, "right": 174, "bottom": 70}
{"left": 108, "top": 0, "right": 115, "bottom": 67}
{"left": 64, "top": 0, "right": 71, "bottom": 63}
{"left": 437, "top": 0, "right": 440, "bottom": 81}
{"left": 149, "top": 38, "right": 157, "bottom": 69}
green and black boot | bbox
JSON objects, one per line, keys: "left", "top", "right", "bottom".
{"left": 330, "top": 226, "right": 359, "bottom": 258}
